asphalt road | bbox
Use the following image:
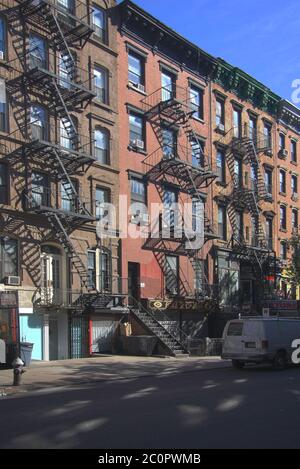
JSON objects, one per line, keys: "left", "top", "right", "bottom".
{"left": 1, "top": 365, "right": 300, "bottom": 449}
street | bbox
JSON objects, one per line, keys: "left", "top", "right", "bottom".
{"left": 1, "top": 365, "right": 300, "bottom": 449}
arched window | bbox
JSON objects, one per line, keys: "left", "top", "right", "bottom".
{"left": 94, "top": 128, "right": 109, "bottom": 165}
{"left": 30, "top": 104, "right": 47, "bottom": 141}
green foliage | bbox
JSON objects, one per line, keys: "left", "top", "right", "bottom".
{"left": 286, "top": 234, "right": 300, "bottom": 285}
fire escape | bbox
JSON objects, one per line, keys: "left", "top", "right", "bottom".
{"left": 141, "top": 85, "right": 218, "bottom": 297}
{"left": 3, "top": 0, "right": 123, "bottom": 309}
{"left": 219, "top": 124, "right": 275, "bottom": 286}
{"left": 128, "top": 85, "right": 218, "bottom": 356}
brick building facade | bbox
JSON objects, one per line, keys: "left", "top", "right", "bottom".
{"left": 0, "top": 0, "right": 300, "bottom": 362}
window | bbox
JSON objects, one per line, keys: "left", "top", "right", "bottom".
{"left": 29, "top": 34, "right": 47, "bottom": 69}
{"left": 291, "top": 140, "right": 297, "bottom": 162}
{"left": 216, "top": 98, "right": 225, "bottom": 128}
{"left": 59, "top": 52, "right": 75, "bottom": 89}
{"left": 234, "top": 158, "right": 243, "bottom": 187}
{"left": 0, "top": 163, "right": 8, "bottom": 204}
{"left": 0, "top": 238, "right": 18, "bottom": 280}
{"left": 95, "top": 187, "right": 109, "bottom": 220}
{"left": 233, "top": 108, "right": 242, "bottom": 138}
{"left": 57, "top": 0, "right": 75, "bottom": 26}
{"left": 279, "top": 170, "right": 286, "bottom": 193}
{"left": 99, "top": 249, "right": 111, "bottom": 291}
{"left": 87, "top": 250, "right": 96, "bottom": 290}
{"left": 191, "top": 139, "right": 204, "bottom": 167}
{"left": 61, "top": 180, "right": 78, "bottom": 213}
{"left": 0, "top": 84, "right": 7, "bottom": 132}
{"left": 216, "top": 149, "right": 225, "bottom": 183}
{"left": 94, "top": 66, "right": 108, "bottom": 103}
{"left": 92, "top": 5, "right": 107, "bottom": 43}
{"left": 32, "top": 172, "right": 49, "bottom": 207}
{"left": 280, "top": 241, "right": 287, "bottom": 260}
{"left": 165, "top": 255, "right": 179, "bottom": 296}
{"left": 162, "top": 128, "right": 176, "bottom": 159}
{"left": 218, "top": 205, "right": 226, "bottom": 240}
{"left": 30, "top": 105, "right": 47, "bottom": 141}
{"left": 266, "top": 218, "right": 273, "bottom": 249}
{"left": 249, "top": 116, "right": 257, "bottom": 144}
{"left": 161, "top": 70, "right": 175, "bottom": 101}
{"left": 130, "top": 178, "right": 147, "bottom": 220}
{"left": 292, "top": 209, "right": 298, "bottom": 230}
{"left": 129, "top": 113, "right": 144, "bottom": 148}
{"left": 236, "top": 211, "right": 243, "bottom": 241}
{"left": 0, "top": 17, "right": 6, "bottom": 59}
{"left": 280, "top": 206, "right": 287, "bottom": 230}
{"left": 279, "top": 133, "right": 285, "bottom": 150}
{"left": 192, "top": 199, "right": 203, "bottom": 232}
{"left": 292, "top": 175, "right": 298, "bottom": 195}
{"left": 60, "top": 118, "right": 76, "bottom": 149}
{"left": 128, "top": 51, "right": 144, "bottom": 87}
{"left": 130, "top": 178, "right": 146, "bottom": 205}
{"left": 264, "top": 169, "right": 272, "bottom": 196}
{"left": 94, "top": 129, "right": 109, "bottom": 165}
{"left": 163, "top": 189, "right": 177, "bottom": 229}
{"left": 190, "top": 85, "right": 203, "bottom": 120}
{"left": 263, "top": 123, "right": 272, "bottom": 149}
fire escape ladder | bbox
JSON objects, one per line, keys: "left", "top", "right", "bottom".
{"left": 51, "top": 79, "right": 78, "bottom": 140}
{"left": 52, "top": 148, "right": 92, "bottom": 217}
{"left": 242, "top": 138, "right": 267, "bottom": 199}
{"left": 129, "top": 297, "right": 188, "bottom": 356}
{"left": 45, "top": 212, "right": 88, "bottom": 288}
{"left": 46, "top": 6, "right": 76, "bottom": 68}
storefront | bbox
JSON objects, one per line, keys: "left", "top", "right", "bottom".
{"left": 0, "top": 291, "right": 19, "bottom": 364}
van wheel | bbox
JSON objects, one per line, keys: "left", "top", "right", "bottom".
{"left": 272, "top": 352, "right": 287, "bottom": 370}
{"left": 232, "top": 360, "right": 245, "bottom": 369}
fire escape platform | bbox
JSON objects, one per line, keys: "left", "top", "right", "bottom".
{"left": 16, "top": 0, "right": 94, "bottom": 45}
{"left": 144, "top": 156, "right": 217, "bottom": 192}
{"left": 10, "top": 139, "right": 95, "bottom": 174}
{"left": 7, "top": 67, "right": 96, "bottom": 106}
{"left": 25, "top": 205, "right": 96, "bottom": 225}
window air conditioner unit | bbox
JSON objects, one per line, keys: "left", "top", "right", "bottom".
{"left": 141, "top": 213, "right": 150, "bottom": 224}
{"left": 132, "top": 139, "right": 144, "bottom": 150}
{"left": 217, "top": 123, "right": 225, "bottom": 132}
{"left": 0, "top": 51, "right": 4, "bottom": 61}
{"left": 4, "top": 276, "right": 21, "bottom": 286}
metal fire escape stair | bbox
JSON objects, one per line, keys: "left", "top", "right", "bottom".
{"left": 46, "top": 211, "right": 89, "bottom": 287}
{"left": 129, "top": 298, "right": 188, "bottom": 357}
{"left": 223, "top": 131, "right": 271, "bottom": 274}
{"left": 4, "top": 1, "right": 97, "bottom": 291}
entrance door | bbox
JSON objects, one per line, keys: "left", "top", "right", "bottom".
{"left": 128, "top": 262, "right": 140, "bottom": 305}
{"left": 41, "top": 246, "right": 61, "bottom": 304}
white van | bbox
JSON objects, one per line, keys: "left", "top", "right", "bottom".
{"left": 222, "top": 317, "right": 300, "bottom": 369}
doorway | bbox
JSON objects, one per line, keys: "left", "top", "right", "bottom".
{"left": 128, "top": 262, "right": 140, "bottom": 305}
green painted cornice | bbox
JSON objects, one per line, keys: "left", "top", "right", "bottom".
{"left": 212, "top": 59, "right": 281, "bottom": 115}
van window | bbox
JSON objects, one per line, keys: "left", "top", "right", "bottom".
{"left": 227, "top": 322, "right": 243, "bottom": 336}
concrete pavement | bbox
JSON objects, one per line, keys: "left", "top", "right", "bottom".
{"left": 0, "top": 355, "right": 230, "bottom": 395}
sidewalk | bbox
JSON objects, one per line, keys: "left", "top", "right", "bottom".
{"left": 0, "top": 355, "right": 230, "bottom": 396}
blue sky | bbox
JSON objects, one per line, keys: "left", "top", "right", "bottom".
{"left": 127, "top": 0, "right": 299, "bottom": 101}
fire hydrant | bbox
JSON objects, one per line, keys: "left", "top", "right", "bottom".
{"left": 12, "top": 357, "right": 25, "bottom": 386}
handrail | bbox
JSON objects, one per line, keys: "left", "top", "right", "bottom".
{"left": 127, "top": 295, "right": 190, "bottom": 351}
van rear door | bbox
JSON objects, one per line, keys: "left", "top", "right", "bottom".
{"left": 223, "top": 321, "right": 244, "bottom": 356}
{"left": 241, "top": 320, "right": 264, "bottom": 356}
